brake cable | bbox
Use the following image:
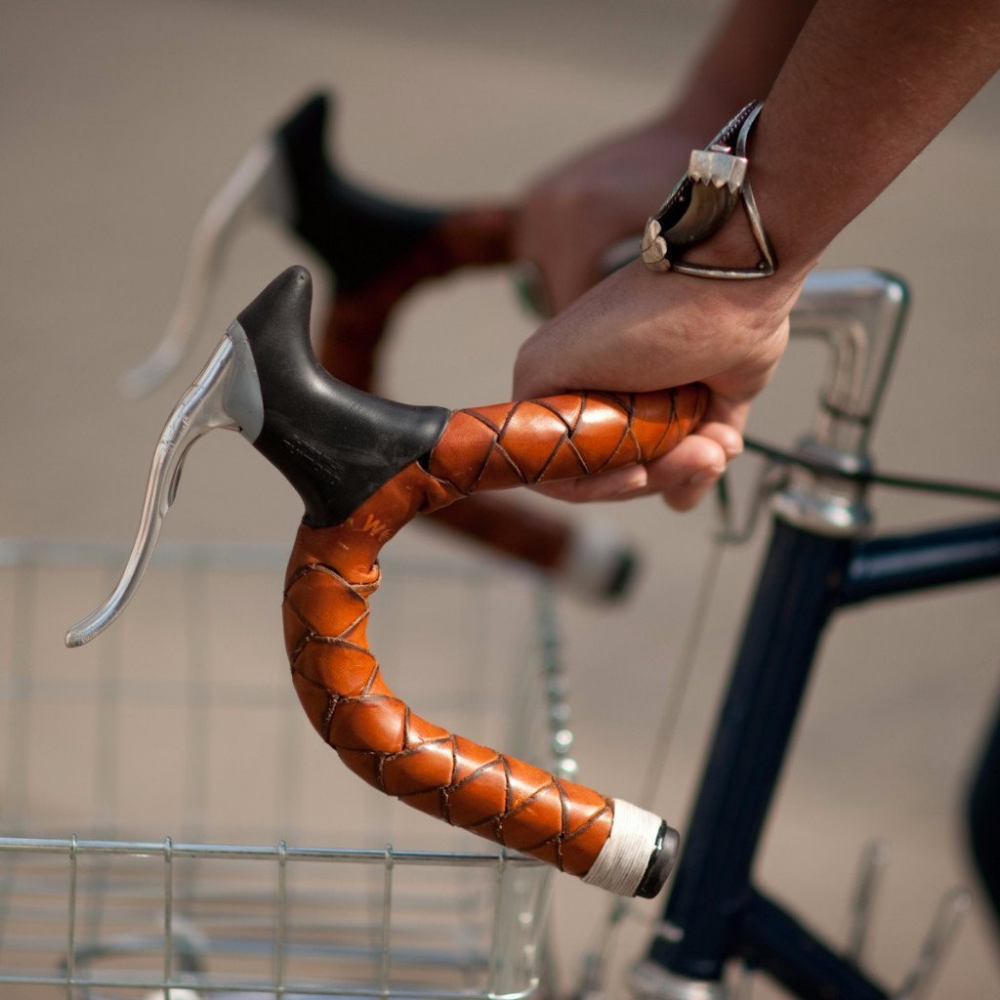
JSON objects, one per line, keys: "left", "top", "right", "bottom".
{"left": 743, "top": 436, "right": 1000, "bottom": 505}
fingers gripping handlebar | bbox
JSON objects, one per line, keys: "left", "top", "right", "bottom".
{"left": 68, "top": 267, "right": 707, "bottom": 897}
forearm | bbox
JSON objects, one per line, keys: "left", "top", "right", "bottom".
{"left": 663, "top": 0, "right": 815, "bottom": 136}
{"left": 723, "top": 0, "right": 1000, "bottom": 278}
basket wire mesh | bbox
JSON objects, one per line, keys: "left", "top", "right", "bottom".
{"left": 0, "top": 537, "right": 573, "bottom": 999}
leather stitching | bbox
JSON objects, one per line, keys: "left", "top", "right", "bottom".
{"left": 285, "top": 558, "right": 613, "bottom": 872}
{"left": 282, "top": 385, "right": 705, "bottom": 876}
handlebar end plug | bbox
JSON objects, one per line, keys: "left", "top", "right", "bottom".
{"left": 635, "top": 821, "right": 681, "bottom": 899}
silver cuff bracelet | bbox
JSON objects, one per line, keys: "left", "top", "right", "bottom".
{"left": 641, "top": 101, "right": 775, "bottom": 279}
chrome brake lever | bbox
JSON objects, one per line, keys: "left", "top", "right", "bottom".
{"left": 118, "top": 140, "right": 289, "bottom": 399}
{"left": 67, "top": 337, "right": 241, "bottom": 646}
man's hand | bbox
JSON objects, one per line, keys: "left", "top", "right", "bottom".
{"left": 513, "top": 256, "right": 799, "bottom": 510}
{"left": 511, "top": 115, "right": 799, "bottom": 512}
{"left": 514, "top": 118, "right": 700, "bottom": 315}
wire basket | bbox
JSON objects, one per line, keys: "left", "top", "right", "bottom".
{"left": 0, "top": 537, "right": 574, "bottom": 1000}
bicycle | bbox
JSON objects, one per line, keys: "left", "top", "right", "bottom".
{"left": 3, "top": 91, "right": 1000, "bottom": 1000}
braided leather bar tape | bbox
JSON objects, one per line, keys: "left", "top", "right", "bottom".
{"left": 283, "top": 384, "right": 707, "bottom": 894}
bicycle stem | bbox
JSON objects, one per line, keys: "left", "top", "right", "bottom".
{"left": 774, "top": 269, "right": 909, "bottom": 536}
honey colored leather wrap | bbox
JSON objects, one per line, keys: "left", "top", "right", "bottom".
{"left": 283, "top": 385, "right": 707, "bottom": 878}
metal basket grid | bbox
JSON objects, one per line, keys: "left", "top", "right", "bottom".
{"left": 0, "top": 538, "right": 573, "bottom": 1000}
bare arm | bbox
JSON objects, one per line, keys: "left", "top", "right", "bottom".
{"left": 514, "top": 0, "right": 1000, "bottom": 509}
{"left": 745, "top": 0, "right": 1000, "bottom": 272}
{"left": 516, "top": 0, "right": 815, "bottom": 311}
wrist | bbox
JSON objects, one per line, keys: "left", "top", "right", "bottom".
{"left": 682, "top": 201, "right": 817, "bottom": 296}
{"left": 645, "top": 102, "right": 823, "bottom": 291}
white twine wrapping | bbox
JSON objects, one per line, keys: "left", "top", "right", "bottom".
{"left": 582, "top": 799, "right": 666, "bottom": 897}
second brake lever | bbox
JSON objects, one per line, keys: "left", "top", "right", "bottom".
{"left": 121, "top": 90, "right": 513, "bottom": 398}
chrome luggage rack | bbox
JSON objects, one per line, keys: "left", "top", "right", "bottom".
{"left": 0, "top": 537, "right": 571, "bottom": 999}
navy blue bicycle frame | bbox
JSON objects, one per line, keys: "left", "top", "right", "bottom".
{"left": 646, "top": 511, "right": 1000, "bottom": 998}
